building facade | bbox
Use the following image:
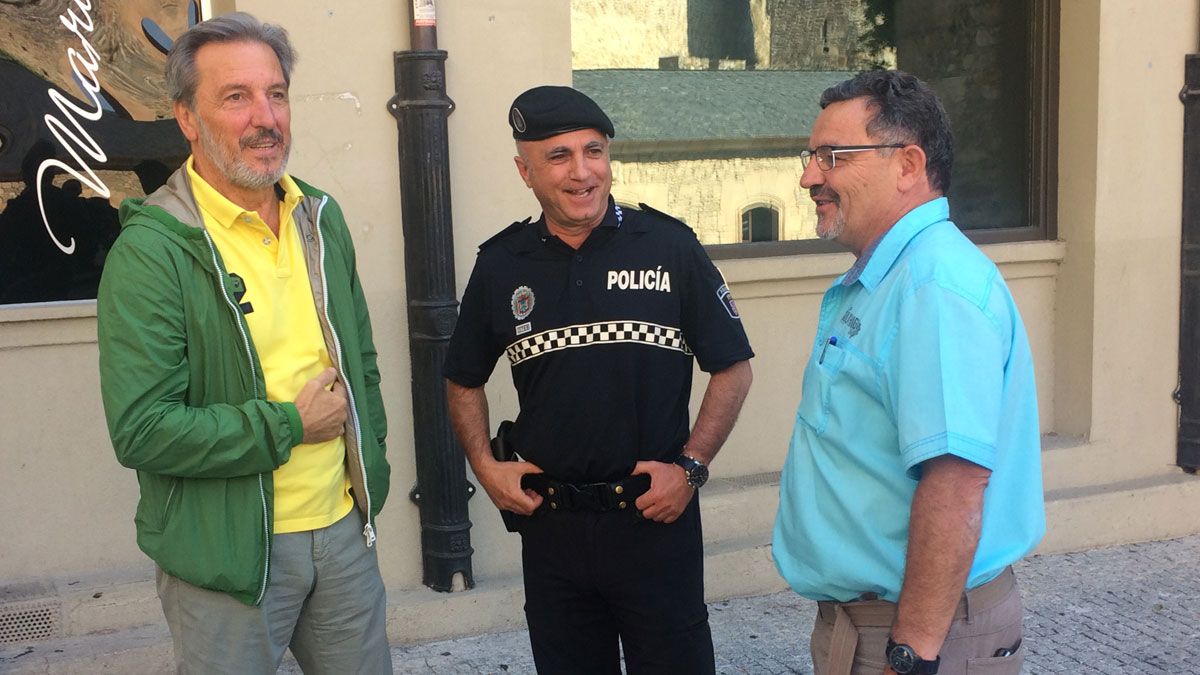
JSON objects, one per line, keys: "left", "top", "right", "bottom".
{"left": 0, "top": 0, "right": 1197, "bottom": 666}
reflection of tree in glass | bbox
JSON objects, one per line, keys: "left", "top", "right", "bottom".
{"left": 859, "top": 0, "right": 895, "bottom": 69}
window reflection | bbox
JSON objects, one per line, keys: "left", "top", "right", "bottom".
{"left": 571, "top": 0, "right": 1044, "bottom": 247}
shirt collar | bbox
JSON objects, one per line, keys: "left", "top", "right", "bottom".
{"left": 845, "top": 197, "right": 950, "bottom": 291}
{"left": 534, "top": 196, "right": 623, "bottom": 239}
{"left": 186, "top": 156, "right": 303, "bottom": 229}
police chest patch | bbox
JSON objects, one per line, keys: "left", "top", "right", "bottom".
{"left": 716, "top": 284, "right": 740, "bottom": 319}
{"left": 511, "top": 285, "right": 535, "bottom": 320}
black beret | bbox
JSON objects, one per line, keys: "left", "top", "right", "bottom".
{"left": 509, "top": 85, "right": 615, "bottom": 141}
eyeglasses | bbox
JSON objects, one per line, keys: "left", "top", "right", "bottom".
{"left": 800, "top": 144, "right": 908, "bottom": 171}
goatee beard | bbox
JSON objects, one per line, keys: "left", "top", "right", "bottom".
{"left": 198, "top": 121, "right": 290, "bottom": 190}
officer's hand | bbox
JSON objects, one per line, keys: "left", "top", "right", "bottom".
{"left": 632, "top": 460, "right": 693, "bottom": 523}
{"left": 475, "top": 457, "right": 544, "bottom": 516}
{"left": 295, "top": 368, "right": 348, "bottom": 444}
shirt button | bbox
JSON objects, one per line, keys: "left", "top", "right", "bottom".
{"left": 574, "top": 254, "right": 583, "bottom": 262}
{"left": 575, "top": 279, "right": 583, "bottom": 287}
{"left": 241, "top": 215, "right": 252, "bottom": 223}
{"left": 262, "top": 237, "right": 272, "bottom": 246}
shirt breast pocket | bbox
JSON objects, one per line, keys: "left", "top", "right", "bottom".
{"left": 796, "top": 340, "right": 881, "bottom": 436}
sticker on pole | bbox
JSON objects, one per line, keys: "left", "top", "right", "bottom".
{"left": 413, "top": 0, "right": 436, "bottom": 26}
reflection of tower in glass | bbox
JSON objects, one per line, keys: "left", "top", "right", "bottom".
{"left": 687, "top": 0, "right": 756, "bottom": 69}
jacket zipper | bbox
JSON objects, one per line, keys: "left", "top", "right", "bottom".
{"left": 202, "top": 230, "right": 272, "bottom": 605}
{"left": 313, "top": 196, "right": 375, "bottom": 547}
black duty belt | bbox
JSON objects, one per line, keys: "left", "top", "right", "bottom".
{"left": 521, "top": 473, "right": 651, "bottom": 513}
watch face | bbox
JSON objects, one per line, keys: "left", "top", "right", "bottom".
{"left": 688, "top": 462, "right": 709, "bottom": 488}
{"left": 888, "top": 644, "right": 917, "bottom": 673}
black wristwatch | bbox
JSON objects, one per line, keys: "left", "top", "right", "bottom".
{"left": 886, "top": 638, "right": 940, "bottom": 674}
{"left": 673, "top": 453, "right": 709, "bottom": 489}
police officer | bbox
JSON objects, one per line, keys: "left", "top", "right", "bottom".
{"left": 444, "top": 86, "right": 754, "bottom": 674}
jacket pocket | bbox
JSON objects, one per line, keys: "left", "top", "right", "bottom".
{"left": 161, "top": 477, "right": 180, "bottom": 529}
{"left": 133, "top": 472, "right": 177, "bottom": 536}
{"left": 155, "top": 475, "right": 267, "bottom": 602}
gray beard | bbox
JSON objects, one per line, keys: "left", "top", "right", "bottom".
{"left": 817, "top": 212, "right": 845, "bottom": 241}
{"left": 198, "top": 120, "right": 289, "bottom": 190}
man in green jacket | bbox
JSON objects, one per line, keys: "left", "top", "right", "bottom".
{"left": 97, "top": 12, "right": 391, "bottom": 673}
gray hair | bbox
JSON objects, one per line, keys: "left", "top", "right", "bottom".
{"left": 166, "top": 12, "right": 297, "bottom": 108}
{"left": 820, "top": 70, "right": 955, "bottom": 193}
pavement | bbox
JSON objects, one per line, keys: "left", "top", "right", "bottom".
{"left": 375, "top": 534, "right": 1200, "bottom": 674}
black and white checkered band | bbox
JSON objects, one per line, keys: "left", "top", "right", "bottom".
{"left": 506, "top": 320, "right": 692, "bottom": 366}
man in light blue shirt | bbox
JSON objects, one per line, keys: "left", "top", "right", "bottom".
{"left": 773, "top": 71, "right": 1044, "bottom": 675}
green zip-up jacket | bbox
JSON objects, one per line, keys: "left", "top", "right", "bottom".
{"left": 97, "top": 168, "right": 390, "bottom": 605}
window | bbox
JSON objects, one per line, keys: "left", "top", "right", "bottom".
{"left": 0, "top": 1, "right": 200, "bottom": 306}
{"left": 571, "top": 0, "right": 1058, "bottom": 257}
{"left": 741, "top": 204, "right": 780, "bottom": 242}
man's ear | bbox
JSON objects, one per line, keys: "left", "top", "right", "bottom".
{"left": 174, "top": 100, "right": 199, "bottom": 143}
{"left": 895, "top": 144, "right": 929, "bottom": 192}
{"left": 514, "top": 155, "right": 533, "bottom": 188}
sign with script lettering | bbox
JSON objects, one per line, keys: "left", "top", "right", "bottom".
{"left": 0, "top": 0, "right": 198, "bottom": 305}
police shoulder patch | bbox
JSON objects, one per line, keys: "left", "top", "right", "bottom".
{"left": 637, "top": 203, "right": 693, "bottom": 232}
{"left": 479, "top": 217, "right": 532, "bottom": 251}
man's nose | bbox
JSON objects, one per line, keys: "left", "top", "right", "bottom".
{"left": 567, "top": 153, "right": 590, "bottom": 179}
{"left": 799, "top": 159, "right": 823, "bottom": 190}
{"left": 249, "top": 94, "right": 277, "bottom": 129}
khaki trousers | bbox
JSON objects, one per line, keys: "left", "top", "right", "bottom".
{"left": 810, "top": 567, "right": 1024, "bottom": 675}
{"left": 156, "top": 510, "right": 391, "bottom": 674}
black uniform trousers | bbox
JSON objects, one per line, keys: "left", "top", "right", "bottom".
{"left": 519, "top": 492, "right": 715, "bottom": 674}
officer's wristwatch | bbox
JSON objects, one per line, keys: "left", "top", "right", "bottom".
{"left": 886, "top": 639, "right": 940, "bottom": 674}
{"left": 673, "top": 453, "right": 709, "bottom": 489}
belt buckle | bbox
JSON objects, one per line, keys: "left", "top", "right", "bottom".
{"left": 572, "top": 482, "right": 605, "bottom": 511}
{"left": 546, "top": 480, "right": 577, "bottom": 511}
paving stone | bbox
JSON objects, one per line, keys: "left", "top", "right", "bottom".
{"left": 388, "top": 535, "right": 1200, "bottom": 674}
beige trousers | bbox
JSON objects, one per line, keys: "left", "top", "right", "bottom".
{"left": 810, "top": 567, "right": 1024, "bottom": 675}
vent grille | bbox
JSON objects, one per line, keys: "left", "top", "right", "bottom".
{"left": 0, "top": 599, "right": 60, "bottom": 645}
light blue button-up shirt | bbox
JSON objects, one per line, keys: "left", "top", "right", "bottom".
{"left": 772, "top": 197, "right": 1045, "bottom": 603}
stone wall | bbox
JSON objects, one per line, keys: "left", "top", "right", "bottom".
{"left": 611, "top": 154, "right": 819, "bottom": 245}
{"left": 766, "top": 0, "right": 873, "bottom": 71}
{"left": 571, "top": 1, "right": 690, "bottom": 69}
{"left": 573, "top": 0, "right": 876, "bottom": 72}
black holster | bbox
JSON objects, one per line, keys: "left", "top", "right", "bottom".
{"left": 490, "top": 421, "right": 527, "bottom": 533}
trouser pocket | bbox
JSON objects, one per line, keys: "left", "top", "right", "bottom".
{"left": 966, "top": 639, "right": 1024, "bottom": 674}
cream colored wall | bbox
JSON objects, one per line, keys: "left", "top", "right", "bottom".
{"left": 571, "top": 0, "right": 689, "bottom": 69}
{"left": 0, "top": 305, "right": 140, "bottom": 583}
{"left": 1048, "top": 0, "right": 1198, "bottom": 489}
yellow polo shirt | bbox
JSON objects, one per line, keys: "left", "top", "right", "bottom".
{"left": 188, "top": 158, "right": 354, "bottom": 534}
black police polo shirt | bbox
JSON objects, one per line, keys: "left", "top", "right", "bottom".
{"left": 444, "top": 200, "right": 754, "bottom": 483}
